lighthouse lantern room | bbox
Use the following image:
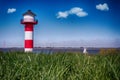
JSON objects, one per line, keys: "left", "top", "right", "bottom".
{"left": 21, "top": 10, "right": 38, "bottom": 52}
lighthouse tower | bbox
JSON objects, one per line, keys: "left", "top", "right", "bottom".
{"left": 21, "top": 10, "right": 38, "bottom": 52}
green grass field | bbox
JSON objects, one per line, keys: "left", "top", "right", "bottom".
{"left": 0, "top": 52, "right": 120, "bottom": 80}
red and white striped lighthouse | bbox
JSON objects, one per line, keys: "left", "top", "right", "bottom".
{"left": 21, "top": 10, "right": 38, "bottom": 52}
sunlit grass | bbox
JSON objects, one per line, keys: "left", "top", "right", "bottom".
{"left": 0, "top": 51, "right": 120, "bottom": 80}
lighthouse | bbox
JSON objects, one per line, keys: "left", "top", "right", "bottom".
{"left": 21, "top": 10, "right": 38, "bottom": 52}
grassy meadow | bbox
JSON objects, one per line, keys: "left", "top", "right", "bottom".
{"left": 0, "top": 51, "right": 120, "bottom": 80}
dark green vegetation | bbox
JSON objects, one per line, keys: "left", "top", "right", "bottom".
{"left": 0, "top": 52, "right": 120, "bottom": 80}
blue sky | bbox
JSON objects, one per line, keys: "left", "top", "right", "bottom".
{"left": 0, "top": 0, "right": 120, "bottom": 48}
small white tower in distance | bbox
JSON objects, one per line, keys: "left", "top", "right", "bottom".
{"left": 83, "top": 47, "right": 88, "bottom": 54}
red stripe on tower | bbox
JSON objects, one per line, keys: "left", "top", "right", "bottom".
{"left": 25, "top": 40, "right": 33, "bottom": 48}
{"left": 21, "top": 10, "right": 38, "bottom": 52}
{"left": 25, "top": 25, "right": 34, "bottom": 31}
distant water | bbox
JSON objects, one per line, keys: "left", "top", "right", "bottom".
{"left": 0, "top": 48, "right": 100, "bottom": 54}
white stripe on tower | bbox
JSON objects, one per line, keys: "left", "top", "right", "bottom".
{"left": 25, "top": 48, "right": 33, "bottom": 52}
{"left": 25, "top": 31, "right": 33, "bottom": 40}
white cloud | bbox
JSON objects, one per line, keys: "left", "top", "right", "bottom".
{"left": 7, "top": 8, "right": 16, "bottom": 13}
{"left": 96, "top": 3, "right": 109, "bottom": 11}
{"left": 57, "top": 11, "right": 68, "bottom": 18}
{"left": 57, "top": 7, "right": 88, "bottom": 18}
{"left": 69, "top": 7, "right": 88, "bottom": 17}
{"left": 69, "top": 7, "right": 83, "bottom": 14}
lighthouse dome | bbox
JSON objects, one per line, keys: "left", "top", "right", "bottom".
{"left": 23, "top": 10, "right": 36, "bottom": 22}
